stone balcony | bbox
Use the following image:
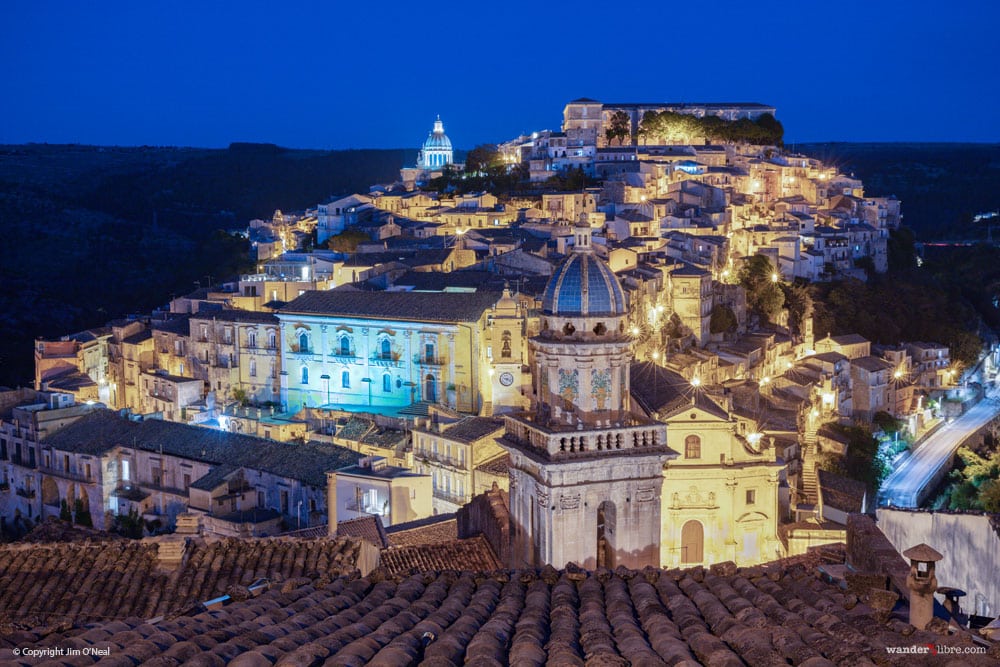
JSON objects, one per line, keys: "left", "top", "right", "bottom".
{"left": 501, "top": 412, "right": 669, "bottom": 461}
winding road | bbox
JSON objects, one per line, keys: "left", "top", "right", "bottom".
{"left": 879, "top": 387, "right": 1000, "bottom": 507}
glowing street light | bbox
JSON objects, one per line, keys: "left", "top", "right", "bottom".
{"left": 771, "top": 272, "right": 779, "bottom": 283}
{"left": 690, "top": 376, "right": 701, "bottom": 388}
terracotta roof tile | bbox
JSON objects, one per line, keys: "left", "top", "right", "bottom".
{"left": 3, "top": 543, "right": 997, "bottom": 665}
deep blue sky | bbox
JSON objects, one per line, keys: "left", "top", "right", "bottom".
{"left": 3, "top": 1, "right": 997, "bottom": 149}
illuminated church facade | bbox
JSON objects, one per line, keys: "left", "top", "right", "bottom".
{"left": 500, "top": 222, "right": 675, "bottom": 570}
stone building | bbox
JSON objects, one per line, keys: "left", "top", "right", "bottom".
{"left": 500, "top": 221, "right": 675, "bottom": 569}
{"left": 630, "top": 362, "right": 784, "bottom": 567}
{"left": 275, "top": 290, "right": 506, "bottom": 414}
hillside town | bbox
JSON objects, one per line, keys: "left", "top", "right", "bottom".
{"left": 2, "top": 98, "right": 999, "bottom": 661}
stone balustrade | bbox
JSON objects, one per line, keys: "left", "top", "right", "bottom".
{"left": 504, "top": 415, "right": 667, "bottom": 459}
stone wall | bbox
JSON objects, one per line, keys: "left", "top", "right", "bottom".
{"left": 846, "top": 513, "right": 909, "bottom": 595}
{"left": 457, "top": 484, "right": 510, "bottom": 566}
{"left": 876, "top": 508, "right": 1000, "bottom": 617}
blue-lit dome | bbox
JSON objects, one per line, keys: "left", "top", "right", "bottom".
{"left": 542, "top": 252, "right": 626, "bottom": 317}
{"left": 419, "top": 116, "right": 453, "bottom": 169}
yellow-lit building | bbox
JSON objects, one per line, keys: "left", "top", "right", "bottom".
{"left": 630, "top": 362, "right": 783, "bottom": 568}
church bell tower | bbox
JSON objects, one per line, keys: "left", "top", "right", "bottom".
{"left": 500, "top": 221, "right": 675, "bottom": 569}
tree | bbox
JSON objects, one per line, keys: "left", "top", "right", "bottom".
{"left": 780, "top": 282, "right": 813, "bottom": 338}
{"left": 709, "top": 304, "right": 738, "bottom": 334}
{"left": 73, "top": 498, "right": 93, "bottom": 527}
{"left": 605, "top": 111, "right": 631, "bottom": 146}
{"left": 818, "top": 422, "right": 887, "bottom": 489}
{"left": 980, "top": 479, "right": 1000, "bottom": 513}
{"left": 738, "top": 255, "right": 785, "bottom": 322}
{"left": 326, "top": 229, "right": 369, "bottom": 253}
{"left": 464, "top": 144, "right": 499, "bottom": 176}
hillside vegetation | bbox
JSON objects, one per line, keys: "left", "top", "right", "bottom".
{"left": 0, "top": 143, "right": 415, "bottom": 387}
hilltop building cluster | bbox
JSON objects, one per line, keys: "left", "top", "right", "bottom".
{"left": 4, "top": 101, "right": 956, "bottom": 575}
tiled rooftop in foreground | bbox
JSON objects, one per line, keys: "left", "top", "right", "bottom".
{"left": 0, "top": 542, "right": 995, "bottom": 665}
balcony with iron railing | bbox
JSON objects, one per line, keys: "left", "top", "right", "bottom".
{"left": 38, "top": 464, "right": 92, "bottom": 484}
{"left": 413, "top": 354, "right": 447, "bottom": 367}
{"left": 370, "top": 354, "right": 402, "bottom": 368}
{"left": 432, "top": 488, "right": 469, "bottom": 506}
{"left": 113, "top": 483, "right": 150, "bottom": 502}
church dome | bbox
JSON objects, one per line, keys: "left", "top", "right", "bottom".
{"left": 423, "top": 116, "right": 452, "bottom": 151}
{"left": 542, "top": 251, "right": 626, "bottom": 317}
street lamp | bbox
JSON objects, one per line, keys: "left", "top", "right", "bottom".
{"left": 320, "top": 374, "right": 331, "bottom": 406}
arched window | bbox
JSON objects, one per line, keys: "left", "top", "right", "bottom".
{"left": 268, "top": 331, "right": 276, "bottom": 349}
{"left": 501, "top": 331, "right": 512, "bottom": 358}
{"left": 381, "top": 338, "right": 392, "bottom": 360}
{"left": 298, "top": 332, "right": 309, "bottom": 353}
{"left": 340, "top": 337, "right": 350, "bottom": 356}
{"left": 247, "top": 330, "right": 257, "bottom": 348}
{"left": 425, "top": 374, "right": 436, "bottom": 402}
{"left": 383, "top": 374, "right": 392, "bottom": 393}
{"left": 685, "top": 435, "right": 701, "bottom": 459}
{"left": 249, "top": 358, "right": 257, "bottom": 377}
{"left": 301, "top": 366, "right": 309, "bottom": 385}
{"left": 341, "top": 370, "right": 350, "bottom": 388}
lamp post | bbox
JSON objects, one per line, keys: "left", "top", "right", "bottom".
{"left": 320, "top": 374, "right": 330, "bottom": 407}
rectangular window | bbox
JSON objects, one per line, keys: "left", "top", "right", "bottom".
{"left": 183, "top": 473, "right": 191, "bottom": 488}
{"left": 85, "top": 463, "right": 92, "bottom": 479}
{"left": 746, "top": 489, "right": 756, "bottom": 505}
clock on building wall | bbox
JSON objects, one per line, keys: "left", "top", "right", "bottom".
{"left": 499, "top": 371, "right": 515, "bottom": 387}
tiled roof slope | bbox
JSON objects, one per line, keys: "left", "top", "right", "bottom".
{"left": 385, "top": 515, "right": 458, "bottom": 547}
{"left": 0, "top": 537, "right": 365, "bottom": 628}
{"left": 378, "top": 536, "right": 501, "bottom": 576}
{"left": 5, "top": 554, "right": 995, "bottom": 665}
{"left": 280, "top": 290, "right": 502, "bottom": 322}
{"left": 42, "top": 410, "right": 362, "bottom": 487}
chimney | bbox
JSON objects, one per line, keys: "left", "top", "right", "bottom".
{"left": 326, "top": 472, "right": 337, "bottom": 538}
{"left": 903, "top": 543, "right": 943, "bottom": 630}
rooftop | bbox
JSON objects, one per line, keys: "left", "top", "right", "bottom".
{"left": 4, "top": 543, "right": 992, "bottom": 665}
{"left": 280, "top": 290, "right": 501, "bottom": 323}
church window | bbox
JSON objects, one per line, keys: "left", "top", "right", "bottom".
{"left": 685, "top": 435, "right": 701, "bottom": 459}
{"left": 501, "top": 331, "right": 512, "bottom": 358}
{"left": 341, "top": 371, "right": 350, "bottom": 388}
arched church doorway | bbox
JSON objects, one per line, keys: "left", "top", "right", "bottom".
{"left": 681, "top": 520, "right": 703, "bottom": 563}
{"left": 597, "top": 501, "right": 616, "bottom": 568}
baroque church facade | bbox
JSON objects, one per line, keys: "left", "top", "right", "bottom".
{"left": 500, "top": 222, "right": 675, "bottom": 569}
{"left": 500, "top": 222, "right": 782, "bottom": 569}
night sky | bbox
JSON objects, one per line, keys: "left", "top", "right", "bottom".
{"left": 3, "top": 1, "right": 997, "bottom": 149}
